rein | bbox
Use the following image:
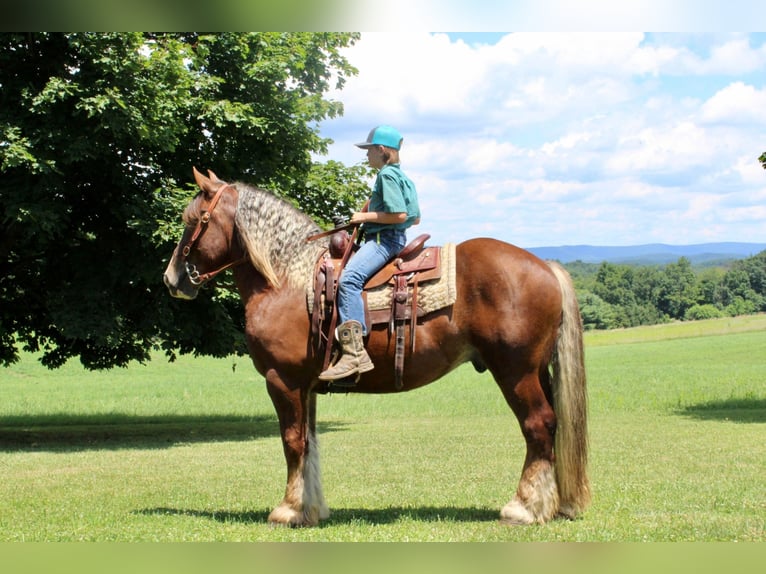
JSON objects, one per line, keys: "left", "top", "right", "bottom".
{"left": 181, "top": 183, "right": 248, "bottom": 286}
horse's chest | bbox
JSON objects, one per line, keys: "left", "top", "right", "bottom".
{"left": 244, "top": 293, "right": 308, "bottom": 353}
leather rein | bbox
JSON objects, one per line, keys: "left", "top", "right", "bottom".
{"left": 180, "top": 183, "right": 248, "bottom": 286}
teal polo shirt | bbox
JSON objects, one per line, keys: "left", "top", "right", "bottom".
{"left": 364, "top": 163, "right": 420, "bottom": 234}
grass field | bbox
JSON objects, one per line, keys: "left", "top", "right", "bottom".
{"left": 0, "top": 315, "right": 764, "bottom": 542}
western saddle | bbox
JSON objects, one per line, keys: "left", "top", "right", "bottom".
{"left": 311, "top": 230, "right": 442, "bottom": 390}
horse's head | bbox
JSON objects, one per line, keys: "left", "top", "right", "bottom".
{"left": 163, "top": 167, "right": 244, "bottom": 300}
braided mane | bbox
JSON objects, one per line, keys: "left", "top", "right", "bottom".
{"left": 234, "top": 182, "right": 327, "bottom": 289}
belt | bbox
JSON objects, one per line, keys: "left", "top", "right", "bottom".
{"left": 367, "top": 229, "right": 405, "bottom": 244}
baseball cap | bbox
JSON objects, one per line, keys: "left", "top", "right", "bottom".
{"left": 355, "top": 125, "right": 403, "bottom": 150}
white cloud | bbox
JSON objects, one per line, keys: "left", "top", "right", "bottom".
{"left": 701, "top": 82, "right": 766, "bottom": 125}
{"left": 321, "top": 32, "right": 766, "bottom": 246}
{"left": 541, "top": 131, "right": 595, "bottom": 155}
{"left": 734, "top": 155, "right": 766, "bottom": 185}
{"left": 704, "top": 37, "right": 766, "bottom": 74}
{"left": 606, "top": 121, "right": 713, "bottom": 174}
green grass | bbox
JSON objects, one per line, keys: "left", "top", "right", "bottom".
{"left": 584, "top": 312, "right": 766, "bottom": 347}
{"left": 1, "top": 316, "right": 764, "bottom": 541}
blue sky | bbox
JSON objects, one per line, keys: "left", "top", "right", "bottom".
{"left": 318, "top": 32, "right": 766, "bottom": 248}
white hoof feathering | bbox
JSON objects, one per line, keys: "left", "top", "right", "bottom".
{"left": 500, "top": 498, "right": 536, "bottom": 525}
{"left": 268, "top": 503, "right": 310, "bottom": 527}
{"left": 501, "top": 460, "right": 560, "bottom": 525}
{"left": 269, "top": 431, "right": 329, "bottom": 527}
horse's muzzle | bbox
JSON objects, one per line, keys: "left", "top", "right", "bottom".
{"left": 163, "top": 270, "right": 198, "bottom": 300}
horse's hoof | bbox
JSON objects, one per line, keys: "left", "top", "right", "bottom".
{"left": 268, "top": 504, "right": 316, "bottom": 528}
{"left": 500, "top": 499, "right": 536, "bottom": 525}
{"left": 556, "top": 503, "right": 578, "bottom": 520}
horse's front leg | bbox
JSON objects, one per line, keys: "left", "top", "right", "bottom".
{"left": 265, "top": 373, "right": 328, "bottom": 527}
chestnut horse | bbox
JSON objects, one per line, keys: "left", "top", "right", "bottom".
{"left": 163, "top": 168, "right": 590, "bottom": 526}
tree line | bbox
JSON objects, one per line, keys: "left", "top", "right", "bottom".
{"left": 568, "top": 251, "right": 766, "bottom": 330}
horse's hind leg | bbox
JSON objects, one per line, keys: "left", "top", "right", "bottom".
{"left": 265, "top": 375, "right": 329, "bottom": 526}
{"left": 495, "top": 368, "right": 560, "bottom": 524}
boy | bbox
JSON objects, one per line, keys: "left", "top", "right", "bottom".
{"left": 319, "top": 125, "right": 420, "bottom": 382}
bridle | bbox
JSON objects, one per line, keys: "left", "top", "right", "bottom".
{"left": 180, "top": 182, "right": 248, "bottom": 286}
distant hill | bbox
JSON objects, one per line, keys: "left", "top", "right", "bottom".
{"left": 526, "top": 243, "right": 766, "bottom": 265}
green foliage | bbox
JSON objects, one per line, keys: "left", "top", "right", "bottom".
{"left": 298, "top": 160, "right": 374, "bottom": 227}
{"left": 588, "top": 262, "right": 663, "bottom": 328}
{"left": 684, "top": 304, "right": 723, "bottom": 321}
{"left": 0, "top": 32, "right": 362, "bottom": 369}
{"left": 569, "top": 250, "right": 766, "bottom": 329}
{"left": 655, "top": 257, "right": 698, "bottom": 318}
{"left": 578, "top": 290, "right": 615, "bottom": 330}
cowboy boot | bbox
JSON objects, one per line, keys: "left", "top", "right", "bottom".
{"left": 318, "top": 320, "right": 374, "bottom": 381}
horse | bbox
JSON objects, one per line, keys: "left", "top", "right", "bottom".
{"left": 163, "top": 168, "right": 590, "bottom": 526}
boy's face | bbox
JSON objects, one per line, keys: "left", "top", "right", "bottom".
{"left": 365, "top": 145, "right": 386, "bottom": 169}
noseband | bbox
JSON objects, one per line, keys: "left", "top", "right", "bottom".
{"left": 180, "top": 183, "right": 247, "bottom": 286}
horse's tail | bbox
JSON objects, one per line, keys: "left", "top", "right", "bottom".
{"left": 547, "top": 261, "right": 591, "bottom": 518}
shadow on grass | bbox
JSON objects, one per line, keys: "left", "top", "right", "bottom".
{"left": 0, "top": 415, "right": 348, "bottom": 452}
{"left": 138, "top": 505, "right": 499, "bottom": 526}
{"left": 677, "top": 397, "right": 766, "bottom": 423}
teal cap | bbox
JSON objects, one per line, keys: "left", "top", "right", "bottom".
{"left": 356, "top": 125, "right": 403, "bottom": 150}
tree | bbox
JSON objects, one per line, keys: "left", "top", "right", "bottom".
{"left": 696, "top": 267, "right": 727, "bottom": 310}
{"left": 0, "top": 32, "right": 365, "bottom": 369}
{"left": 578, "top": 290, "right": 617, "bottom": 330}
{"left": 593, "top": 262, "right": 636, "bottom": 308}
{"left": 684, "top": 304, "right": 723, "bottom": 321}
{"left": 760, "top": 152, "right": 766, "bottom": 170}
{"left": 735, "top": 250, "right": 766, "bottom": 300}
{"left": 655, "top": 257, "right": 698, "bottom": 319}
{"left": 294, "top": 160, "right": 374, "bottom": 225}
{"left": 591, "top": 262, "right": 657, "bottom": 327}
{"left": 720, "top": 251, "right": 766, "bottom": 314}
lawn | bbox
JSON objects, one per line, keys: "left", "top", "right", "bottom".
{"left": 0, "top": 316, "right": 764, "bottom": 541}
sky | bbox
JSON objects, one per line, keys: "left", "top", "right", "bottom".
{"left": 317, "top": 32, "right": 766, "bottom": 249}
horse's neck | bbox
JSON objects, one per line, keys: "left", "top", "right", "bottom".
{"left": 233, "top": 264, "right": 310, "bottom": 351}
{"left": 234, "top": 264, "right": 271, "bottom": 301}
{"left": 233, "top": 263, "right": 308, "bottom": 307}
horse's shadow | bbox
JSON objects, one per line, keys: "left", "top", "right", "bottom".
{"left": 0, "top": 414, "right": 349, "bottom": 452}
{"left": 677, "top": 397, "right": 766, "bottom": 424}
{"left": 137, "top": 505, "right": 499, "bottom": 526}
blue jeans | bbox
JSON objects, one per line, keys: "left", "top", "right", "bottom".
{"left": 337, "top": 229, "right": 407, "bottom": 335}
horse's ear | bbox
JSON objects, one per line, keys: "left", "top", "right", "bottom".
{"left": 192, "top": 167, "right": 217, "bottom": 198}
{"left": 193, "top": 166, "right": 208, "bottom": 188}
{"left": 207, "top": 169, "right": 222, "bottom": 183}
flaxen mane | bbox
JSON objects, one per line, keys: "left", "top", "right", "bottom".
{"left": 234, "top": 183, "right": 327, "bottom": 289}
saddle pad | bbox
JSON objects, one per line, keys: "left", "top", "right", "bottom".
{"left": 366, "top": 243, "right": 456, "bottom": 313}
{"left": 306, "top": 243, "right": 457, "bottom": 317}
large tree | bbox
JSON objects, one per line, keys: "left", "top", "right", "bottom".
{"left": 0, "top": 32, "right": 366, "bottom": 369}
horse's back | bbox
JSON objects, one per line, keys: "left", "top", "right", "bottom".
{"left": 452, "top": 237, "right": 562, "bottom": 348}
{"left": 455, "top": 237, "right": 561, "bottom": 301}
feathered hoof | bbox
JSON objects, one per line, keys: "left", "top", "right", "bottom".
{"left": 499, "top": 498, "right": 537, "bottom": 525}
{"left": 268, "top": 503, "right": 318, "bottom": 528}
{"left": 556, "top": 503, "right": 579, "bottom": 521}
{"left": 267, "top": 501, "right": 330, "bottom": 527}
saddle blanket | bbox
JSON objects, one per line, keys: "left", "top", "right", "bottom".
{"left": 306, "top": 243, "right": 457, "bottom": 318}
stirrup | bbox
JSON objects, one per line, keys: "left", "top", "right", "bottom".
{"left": 327, "top": 372, "right": 361, "bottom": 392}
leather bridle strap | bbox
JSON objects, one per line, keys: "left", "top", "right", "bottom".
{"left": 180, "top": 183, "right": 247, "bottom": 286}
{"left": 181, "top": 183, "right": 231, "bottom": 258}
{"left": 185, "top": 254, "right": 248, "bottom": 286}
